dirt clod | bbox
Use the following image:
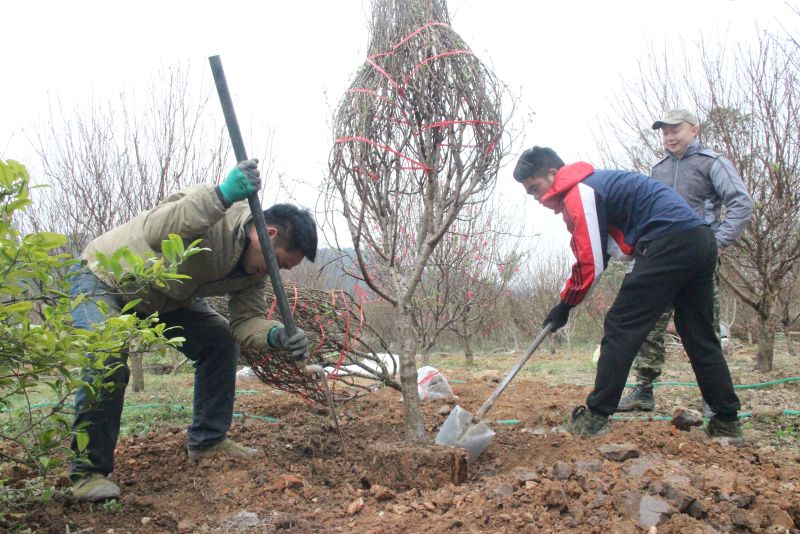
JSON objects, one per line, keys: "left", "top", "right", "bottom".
{"left": 362, "top": 442, "right": 468, "bottom": 490}
{"left": 597, "top": 442, "right": 640, "bottom": 462}
{"left": 671, "top": 407, "right": 704, "bottom": 431}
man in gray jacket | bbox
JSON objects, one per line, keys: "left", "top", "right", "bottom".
{"left": 69, "top": 160, "right": 317, "bottom": 501}
{"left": 617, "top": 109, "right": 753, "bottom": 412}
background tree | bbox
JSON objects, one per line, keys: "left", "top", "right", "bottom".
{"left": 410, "top": 203, "right": 521, "bottom": 365}
{"left": 25, "top": 63, "right": 232, "bottom": 252}
{"left": 326, "top": 0, "right": 510, "bottom": 441}
{"left": 285, "top": 248, "right": 358, "bottom": 292}
{"left": 698, "top": 34, "right": 800, "bottom": 371}
{"left": 21, "top": 63, "right": 250, "bottom": 389}
{"left": 439, "top": 207, "right": 522, "bottom": 364}
{"left": 505, "top": 243, "right": 574, "bottom": 354}
{"left": 594, "top": 30, "right": 800, "bottom": 371}
{"left": 775, "top": 263, "right": 800, "bottom": 357}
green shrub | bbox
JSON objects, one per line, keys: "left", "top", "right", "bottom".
{"left": 0, "top": 159, "right": 203, "bottom": 482}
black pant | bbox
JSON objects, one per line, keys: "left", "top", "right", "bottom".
{"left": 587, "top": 225, "right": 741, "bottom": 421}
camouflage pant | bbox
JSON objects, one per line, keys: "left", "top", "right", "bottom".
{"left": 632, "top": 265, "right": 721, "bottom": 385}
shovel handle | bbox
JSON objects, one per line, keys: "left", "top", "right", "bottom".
{"left": 208, "top": 55, "right": 297, "bottom": 337}
{"left": 473, "top": 323, "right": 553, "bottom": 421}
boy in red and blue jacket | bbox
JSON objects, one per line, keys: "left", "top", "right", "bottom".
{"left": 513, "top": 146, "right": 742, "bottom": 440}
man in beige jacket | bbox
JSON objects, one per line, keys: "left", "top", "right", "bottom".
{"left": 69, "top": 159, "right": 317, "bottom": 501}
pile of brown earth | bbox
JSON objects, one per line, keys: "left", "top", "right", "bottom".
{"left": 9, "top": 363, "right": 800, "bottom": 533}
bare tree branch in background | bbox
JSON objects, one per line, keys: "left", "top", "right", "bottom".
{"left": 285, "top": 247, "right": 361, "bottom": 292}
{"left": 698, "top": 34, "right": 800, "bottom": 371}
{"left": 435, "top": 204, "right": 522, "bottom": 365}
{"left": 506, "top": 243, "right": 572, "bottom": 353}
{"left": 775, "top": 262, "right": 800, "bottom": 357}
{"left": 24, "top": 62, "right": 242, "bottom": 253}
{"left": 21, "top": 62, "right": 279, "bottom": 390}
{"left": 594, "top": 41, "right": 692, "bottom": 172}
{"left": 593, "top": 22, "right": 800, "bottom": 371}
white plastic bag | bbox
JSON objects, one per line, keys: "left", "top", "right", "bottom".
{"left": 235, "top": 366, "right": 259, "bottom": 384}
{"left": 592, "top": 345, "right": 601, "bottom": 367}
{"left": 417, "top": 365, "right": 455, "bottom": 401}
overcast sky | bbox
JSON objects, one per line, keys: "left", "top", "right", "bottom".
{"left": 1, "top": 0, "right": 794, "bottom": 251}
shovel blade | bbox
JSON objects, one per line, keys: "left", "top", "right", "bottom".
{"left": 434, "top": 405, "right": 496, "bottom": 464}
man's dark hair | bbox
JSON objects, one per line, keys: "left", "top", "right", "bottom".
{"left": 513, "top": 146, "right": 565, "bottom": 182}
{"left": 262, "top": 204, "right": 318, "bottom": 262}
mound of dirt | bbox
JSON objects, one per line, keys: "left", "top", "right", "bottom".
{"left": 9, "top": 374, "right": 800, "bottom": 533}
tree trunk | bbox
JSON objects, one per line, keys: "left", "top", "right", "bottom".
{"left": 421, "top": 351, "right": 431, "bottom": 367}
{"left": 464, "top": 335, "right": 474, "bottom": 365}
{"left": 130, "top": 353, "right": 145, "bottom": 392}
{"left": 396, "top": 306, "right": 426, "bottom": 442}
{"left": 783, "top": 324, "right": 796, "bottom": 358}
{"left": 462, "top": 313, "right": 474, "bottom": 365}
{"left": 755, "top": 315, "right": 775, "bottom": 371}
{"left": 170, "top": 348, "right": 188, "bottom": 374}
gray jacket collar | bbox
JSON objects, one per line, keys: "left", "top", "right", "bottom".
{"left": 668, "top": 139, "right": 701, "bottom": 160}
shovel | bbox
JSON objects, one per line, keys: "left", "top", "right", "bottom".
{"left": 208, "top": 55, "right": 345, "bottom": 449}
{"left": 435, "top": 323, "right": 552, "bottom": 463}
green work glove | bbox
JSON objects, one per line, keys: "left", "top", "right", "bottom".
{"left": 267, "top": 326, "right": 309, "bottom": 362}
{"left": 218, "top": 159, "right": 261, "bottom": 205}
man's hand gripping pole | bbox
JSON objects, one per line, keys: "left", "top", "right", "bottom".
{"left": 208, "top": 55, "right": 344, "bottom": 449}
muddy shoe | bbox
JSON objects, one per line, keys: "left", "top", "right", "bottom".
{"left": 187, "top": 438, "right": 259, "bottom": 460}
{"left": 566, "top": 406, "right": 609, "bottom": 437}
{"left": 706, "top": 417, "right": 744, "bottom": 444}
{"left": 71, "top": 474, "right": 120, "bottom": 502}
{"left": 616, "top": 384, "right": 655, "bottom": 412}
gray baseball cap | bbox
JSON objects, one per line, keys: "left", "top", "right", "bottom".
{"left": 652, "top": 109, "right": 699, "bottom": 129}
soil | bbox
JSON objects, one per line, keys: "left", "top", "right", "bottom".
{"left": 7, "top": 346, "right": 800, "bottom": 533}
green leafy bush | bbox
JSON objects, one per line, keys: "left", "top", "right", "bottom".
{"left": 0, "top": 159, "right": 203, "bottom": 482}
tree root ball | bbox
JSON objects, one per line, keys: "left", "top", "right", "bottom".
{"left": 360, "top": 442, "right": 468, "bottom": 490}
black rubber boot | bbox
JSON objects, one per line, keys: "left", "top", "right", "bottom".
{"left": 566, "top": 406, "right": 610, "bottom": 437}
{"left": 706, "top": 417, "right": 744, "bottom": 445}
{"left": 616, "top": 384, "right": 655, "bottom": 412}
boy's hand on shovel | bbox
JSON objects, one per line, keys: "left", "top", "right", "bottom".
{"left": 543, "top": 301, "right": 573, "bottom": 332}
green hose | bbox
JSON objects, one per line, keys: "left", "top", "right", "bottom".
{"left": 576, "top": 376, "right": 800, "bottom": 389}
{"left": 3, "top": 400, "right": 280, "bottom": 423}
{"left": 612, "top": 409, "right": 800, "bottom": 422}
{"left": 95, "top": 403, "right": 281, "bottom": 423}
{"left": 4, "top": 388, "right": 261, "bottom": 412}
{"left": 640, "top": 376, "right": 800, "bottom": 390}
{"left": 9, "top": 377, "right": 799, "bottom": 425}
{"left": 485, "top": 377, "right": 800, "bottom": 425}
{"left": 495, "top": 409, "right": 800, "bottom": 425}
{"left": 578, "top": 376, "right": 800, "bottom": 389}
{"left": 233, "top": 412, "right": 279, "bottom": 423}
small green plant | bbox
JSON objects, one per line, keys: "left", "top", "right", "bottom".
{"left": 0, "top": 477, "right": 56, "bottom": 528}
{"left": 92, "top": 232, "right": 207, "bottom": 292}
{"left": 102, "top": 498, "right": 124, "bottom": 512}
{"left": 773, "top": 417, "right": 799, "bottom": 442}
{"left": 0, "top": 159, "right": 205, "bottom": 480}
{"left": 121, "top": 403, "right": 191, "bottom": 437}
